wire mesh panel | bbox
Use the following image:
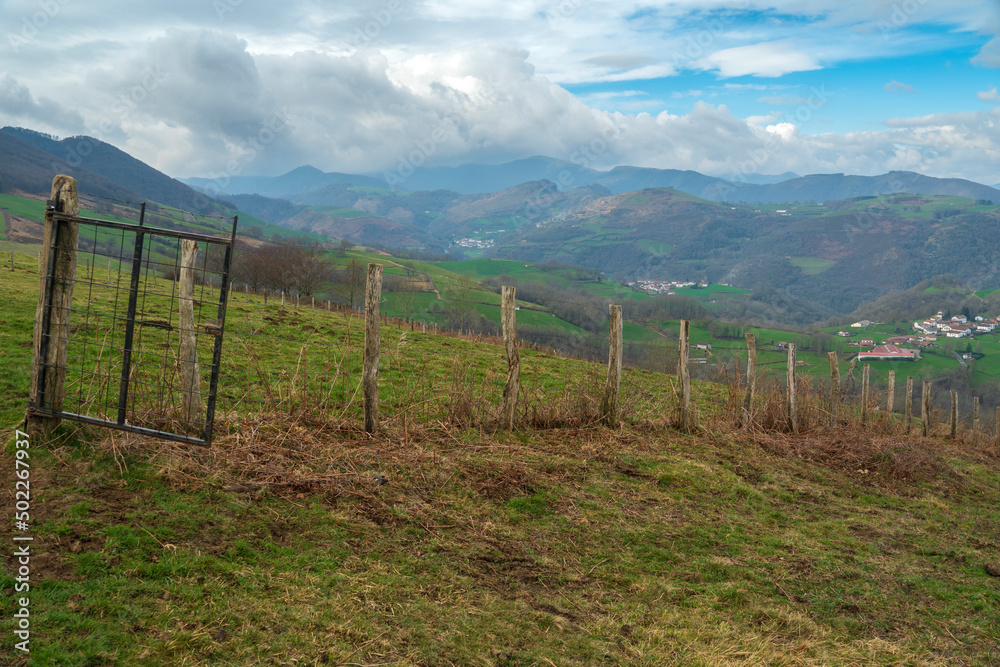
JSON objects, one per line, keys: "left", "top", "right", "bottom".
{"left": 33, "top": 206, "right": 236, "bottom": 445}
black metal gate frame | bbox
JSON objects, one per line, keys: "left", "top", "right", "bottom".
{"left": 32, "top": 206, "right": 238, "bottom": 446}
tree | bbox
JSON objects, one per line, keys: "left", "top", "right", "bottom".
{"left": 444, "top": 276, "right": 479, "bottom": 333}
{"left": 331, "top": 258, "right": 366, "bottom": 310}
{"left": 290, "top": 243, "right": 334, "bottom": 296}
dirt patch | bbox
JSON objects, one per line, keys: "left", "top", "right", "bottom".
{"left": 5, "top": 213, "right": 43, "bottom": 243}
{"left": 749, "top": 432, "right": 963, "bottom": 489}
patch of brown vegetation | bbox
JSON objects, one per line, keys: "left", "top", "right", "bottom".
{"left": 747, "top": 431, "right": 966, "bottom": 490}
{"left": 5, "top": 212, "right": 43, "bottom": 243}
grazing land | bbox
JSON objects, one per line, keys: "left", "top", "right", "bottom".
{"left": 2, "top": 246, "right": 1000, "bottom": 666}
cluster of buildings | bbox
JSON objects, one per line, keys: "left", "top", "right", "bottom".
{"left": 631, "top": 278, "right": 721, "bottom": 294}
{"left": 857, "top": 343, "right": 918, "bottom": 362}
{"left": 454, "top": 237, "right": 494, "bottom": 249}
{"left": 912, "top": 311, "right": 998, "bottom": 339}
{"left": 631, "top": 279, "right": 697, "bottom": 294}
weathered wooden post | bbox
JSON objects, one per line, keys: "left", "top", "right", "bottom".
{"left": 787, "top": 343, "right": 797, "bottom": 433}
{"left": 922, "top": 380, "right": 932, "bottom": 437}
{"left": 501, "top": 286, "right": 520, "bottom": 430}
{"left": 828, "top": 351, "right": 840, "bottom": 426}
{"left": 905, "top": 376, "right": 914, "bottom": 433}
{"left": 363, "top": 263, "right": 383, "bottom": 433}
{"left": 601, "top": 305, "right": 623, "bottom": 427}
{"left": 178, "top": 239, "right": 201, "bottom": 425}
{"left": 677, "top": 319, "right": 692, "bottom": 431}
{"left": 950, "top": 390, "right": 958, "bottom": 439}
{"left": 995, "top": 406, "right": 1000, "bottom": 451}
{"left": 27, "top": 175, "right": 80, "bottom": 437}
{"left": 886, "top": 370, "right": 895, "bottom": 416}
{"left": 861, "top": 364, "right": 870, "bottom": 426}
{"left": 741, "top": 332, "right": 756, "bottom": 427}
{"left": 973, "top": 396, "right": 980, "bottom": 446}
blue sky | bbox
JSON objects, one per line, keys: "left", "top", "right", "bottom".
{"left": 0, "top": 0, "right": 998, "bottom": 185}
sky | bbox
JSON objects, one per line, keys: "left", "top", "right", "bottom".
{"left": 1, "top": 0, "right": 1000, "bottom": 187}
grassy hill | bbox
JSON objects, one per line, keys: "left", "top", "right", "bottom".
{"left": 3, "top": 246, "right": 1000, "bottom": 665}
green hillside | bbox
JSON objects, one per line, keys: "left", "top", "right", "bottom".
{"left": 3, "top": 245, "right": 1000, "bottom": 665}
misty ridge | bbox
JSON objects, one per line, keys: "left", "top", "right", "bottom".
{"left": 4, "top": 123, "right": 1000, "bottom": 332}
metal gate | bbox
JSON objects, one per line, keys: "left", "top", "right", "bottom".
{"left": 29, "top": 197, "right": 237, "bottom": 446}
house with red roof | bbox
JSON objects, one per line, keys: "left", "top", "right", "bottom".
{"left": 857, "top": 344, "right": 917, "bottom": 361}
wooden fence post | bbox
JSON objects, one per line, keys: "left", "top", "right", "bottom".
{"left": 861, "top": 364, "right": 870, "bottom": 426}
{"left": 886, "top": 370, "right": 895, "bottom": 416}
{"left": 601, "top": 305, "right": 623, "bottom": 427}
{"left": 787, "top": 343, "right": 797, "bottom": 433}
{"left": 995, "top": 406, "right": 1000, "bottom": 451}
{"left": 28, "top": 175, "right": 79, "bottom": 437}
{"left": 828, "top": 351, "right": 840, "bottom": 426}
{"left": 973, "top": 396, "right": 980, "bottom": 446}
{"left": 922, "top": 380, "right": 932, "bottom": 437}
{"left": 741, "top": 332, "right": 756, "bottom": 427}
{"left": 179, "top": 239, "right": 201, "bottom": 425}
{"left": 905, "top": 376, "right": 913, "bottom": 433}
{"left": 677, "top": 319, "right": 692, "bottom": 431}
{"left": 363, "top": 263, "right": 383, "bottom": 433}
{"left": 950, "top": 390, "right": 958, "bottom": 439}
{"left": 501, "top": 286, "right": 520, "bottom": 430}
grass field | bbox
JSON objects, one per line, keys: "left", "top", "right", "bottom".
{"left": 4, "top": 242, "right": 1000, "bottom": 665}
{"left": 788, "top": 257, "right": 836, "bottom": 275}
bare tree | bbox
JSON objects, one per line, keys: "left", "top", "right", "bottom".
{"left": 444, "top": 276, "right": 479, "bottom": 333}
{"left": 331, "top": 257, "right": 366, "bottom": 310}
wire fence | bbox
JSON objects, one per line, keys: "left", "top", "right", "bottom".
{"left": 28, "top": 188, "right": 236, "bottom": 445}
{"left": 18, "top": 186, "right": 1000, "bottom": 446}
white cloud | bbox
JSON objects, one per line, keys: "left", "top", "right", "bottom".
{"left": 0, "top": 1, "right": 998, "bottom": 185}
{"left": 695, "top": 41, "right": 822, "bottom": 78}
{"left": 0, "top": 75, "right": 85, "bottom": 133}
{"left": 884, "top": 80, "right": 917, "bottom": 94}
{"left": 979, "top": 86, "right": 999, "bottom": 102}
{"left": 972, "top": 36, "right": 1000, "bottom": 68}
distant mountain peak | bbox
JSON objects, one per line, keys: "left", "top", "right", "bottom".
{"left": 283, "top": 165, "right": 325, "bottom": 177}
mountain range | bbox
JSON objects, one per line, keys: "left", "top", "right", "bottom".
{"left": 179, "top": 154, "right": 1000, "bottom": 204}
{"left": 4, "top": 125, "right": 1000, "bottom": 322}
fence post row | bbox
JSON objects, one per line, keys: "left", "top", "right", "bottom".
{"left": 601, "top": 305, "right": 623, "bottom": 427}
{"left": 973, "top": 396, "right": 980, "bottom": 446}
{"left": 678, "top": 319, "right": 693, "bottom": 431}
{"left": 179, "top": 239, "right": 202, "bottom": 424}
{"left": 950, "top": 390, "right": 958, "bottom": 439}
{"left": 742, "top": 332, "right": 756, "bottom": 428}
{"left": 786, "top": 343, "right": 797, "bottom": 434}
{"left": 861, "top": 363, "right": 870, "bottom": 427}
{"left": 828, "top": 351, "right": 840, "bottom": 426}
{"left": 922, "top": 380, "right": 932, "bottom": 437}
{"left": 363, "top": 263, "right": 383, "bottom": 433}
{"left": 905, "top": 376, "right": 914, "bottom": 433}
{"left": 28, "top": 174, "right": 80, "bottom": 438}
{"left": 886, "top": 370, "right": 895, "bottom": 415}
{"left": 501, "top": 286, "right": 520, "bottom": 430}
